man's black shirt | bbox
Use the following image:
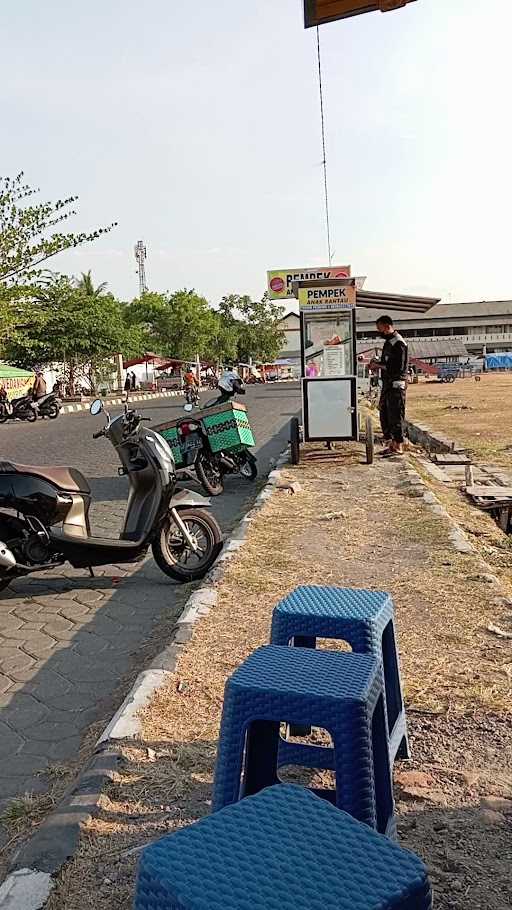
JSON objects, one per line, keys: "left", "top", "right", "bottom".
{"left": 380, "top": 332, "right": 408, "bottom": 389}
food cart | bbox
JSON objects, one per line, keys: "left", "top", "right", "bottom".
{"left": 289, "top": 279, "right": 440, "bottom": 465}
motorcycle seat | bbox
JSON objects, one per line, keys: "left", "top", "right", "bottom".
{"left": 4, "top": 463, "right": 90, "bottom": 494}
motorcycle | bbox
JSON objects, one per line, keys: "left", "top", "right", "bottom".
{"left": 0, "top": 399, "right": 223, "bottom": 593}
{"left": 0, "top": 394, "right": 38, "bottom": 423}
{"left": 177, "top": 389, "right": 257, "bottom": 496}
{"left": 185, "top": 384, "right": 200, "bottom": 408}
{"left": 35, "top": 392, "right": 62, "bottom": 419}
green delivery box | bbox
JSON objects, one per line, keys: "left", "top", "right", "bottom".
{"left": 153, "top": 418, "right": 185, "bottom": 467}
{"left": 200, "top": 402, "right": 255, "bottom": 453}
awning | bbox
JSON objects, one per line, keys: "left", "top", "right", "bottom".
{"left": 0, "top": 363, "right": 33, "bottom": 379}
{"left": 303, "top": 0, "right": 417, "bottom": 28}
{"left": 356, "top": 290, "right": 440, "bottom": 314}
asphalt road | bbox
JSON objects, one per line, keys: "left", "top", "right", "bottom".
{"left": 0, "top": 383, "right": 301, "bottom": 536}
{"left": 0, "top": 383, "right": 300, "bottom": 822}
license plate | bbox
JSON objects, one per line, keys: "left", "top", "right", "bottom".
{"left": 183, "top": 436, "right": 201, "bottom": 453}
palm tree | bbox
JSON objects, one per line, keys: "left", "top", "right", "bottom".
{"left": 76, "top": 271, "right": 107, "bottom": 298}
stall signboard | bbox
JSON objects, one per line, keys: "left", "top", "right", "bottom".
{"left": 298, "top": 284, "right": 356, "bottom": 314}
{"left": 267, "top": 265, "right": 351, "bottom": 300}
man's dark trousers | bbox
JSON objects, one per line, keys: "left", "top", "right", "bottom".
{"left": 379, "top": 385, "right": 406, "bottom": 443}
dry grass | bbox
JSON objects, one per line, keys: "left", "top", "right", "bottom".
{"left": 46, "top": 446, "right": 512, "bottom": 910}
{"left": 407, "top": 373, "right": 512, "bottom": 464}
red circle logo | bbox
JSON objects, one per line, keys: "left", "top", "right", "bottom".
{"left": 270, "top": 276, "right": 285, "bottom": 293}
{"left": 334, "top": 270, "right": 349, "bottom": 279}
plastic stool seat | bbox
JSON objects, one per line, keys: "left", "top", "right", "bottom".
{"left": 135, "top": 785, "right": 432, "bottom": 910}
{"left": 271, "top": 585, "right": 409, "bottom": 762}
{"left": 212, "top": 644, "right": 395, "bottom": 835}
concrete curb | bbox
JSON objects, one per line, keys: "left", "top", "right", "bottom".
{"left": 2, "top": 449, "right": 290, "bottom": 906}
{"left": 61, "top": 389, "right": 182, "bottom": 414}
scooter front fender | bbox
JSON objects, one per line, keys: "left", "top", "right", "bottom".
{"left": 169, "top": 488, "right": 211, "bottom": 509}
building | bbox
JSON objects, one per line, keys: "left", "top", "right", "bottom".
{"left": 356, "top": 300, "right": 512, "bottom": 354}
{"left": 277, "top": 300, "right": 512, "bottom": 372}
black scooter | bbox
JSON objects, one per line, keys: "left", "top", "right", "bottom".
{"left": 0, "top": 394, "right": 37, "bottom": 423}
{"left": 0, "top": 399, "right": 222, "bottom": 593}
{"left": 36, "top": 392, "right": 62, "bottom": 419}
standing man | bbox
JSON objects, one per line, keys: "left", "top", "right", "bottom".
{"left": 370, "top": 315, "right": 408, "bottom": 456}
{"left": 32, "top": 370, "right": 47, "bottom": 401}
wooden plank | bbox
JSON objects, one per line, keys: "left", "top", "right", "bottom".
{"left": 466, "top": 486, "right": 512, "bottom": 498}
{"left": 475, "top": 499, "right": 512, "bottom": 511}
{"left": 433, "top": 453, "right": 471, "bottom": 465}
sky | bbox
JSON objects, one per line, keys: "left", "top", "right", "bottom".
{"left": 2, "top": 0, "right": 512, "bottom": 307}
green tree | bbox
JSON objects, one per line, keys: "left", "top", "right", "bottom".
{"left": 0, "top": 173, "right": 116, "bottom": 285}
{"left": 75, "top": 270, "right": 108, "bottom": 298}
{"left": 125, "top": 289, "right": 218, "bottom": 361}
{"left": 219, "top": 293, "right": 285, "bottom": 364}
{"left": 4, "top": 276, "right": 143, "bottom": 392}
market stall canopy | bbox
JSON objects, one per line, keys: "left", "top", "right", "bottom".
{"left": 0, "top": 364, "right": 33, "bottom": 379}
{"left": 304, "top": 0, "right": 417, "bottom": 27}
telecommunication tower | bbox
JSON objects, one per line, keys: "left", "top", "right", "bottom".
{"left": 134, "top": 241, "right": 148, "bottom": 295}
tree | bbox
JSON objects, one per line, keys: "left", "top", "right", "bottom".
{"left": 75, "top": 270, "right": 108, "bottom": 298}
{"left": 0, "top": 173, "right": 116, "bottom": 285}
{"left": 219, "top": 293, "right": 285, "bottom": 364}
{"left": 4, "top": 276, "right": 143, "bottom": 392}
{"left": 125, "top": 289, "right": 219, "bottom": 361}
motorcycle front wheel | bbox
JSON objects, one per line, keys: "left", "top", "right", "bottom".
{"left": 195, "top": 453, "right": 224, "bottom": 496}
{"left": 152, "top": 508, "right": 223, "bottom": 582}
{"left": 47, "top": 403, "right": 60, "bottom": 419}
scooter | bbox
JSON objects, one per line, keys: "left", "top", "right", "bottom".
{"left": 35, "top": 392, "right": 62, "bottom": 419}
{"left": 0, "top": 394, "right": 38, "bottom": 423}
{"left": 185, "top": 385, "right": 200, "bottom": 408}
{"left": 0, "top": 399, "right": 223, "bottom": 593}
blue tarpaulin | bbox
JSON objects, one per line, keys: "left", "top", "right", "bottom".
{"left": 485, "top": 353, "right": 512, "bottom": 369}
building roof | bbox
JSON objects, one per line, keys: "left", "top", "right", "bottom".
{"left": 357, "top": 300, "right": 512, "bottom": 324}
{"left": 357, "top": 339, "right": 469, "bottom": 360}
{"left": 303, "top": 0, "right": 417, "bottom": 28}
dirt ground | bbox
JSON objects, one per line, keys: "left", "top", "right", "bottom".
{"left": 47, "top": 447, "right": 512, "bottom": 910}
{"left": 407, "top": 372, "right": 512, "bottom": 465}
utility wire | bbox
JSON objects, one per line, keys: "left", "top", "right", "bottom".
{"left": 316, "top": 26, "right": 332, "bottom": 266}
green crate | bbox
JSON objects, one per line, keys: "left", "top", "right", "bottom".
{"left": 155, "top": 423, "right": 185, "bottom": 467}
{"left": 201, "top": 403, "right": 255, "bottom": 454}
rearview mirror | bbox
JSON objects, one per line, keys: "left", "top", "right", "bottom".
{"left": 90, "top": 399, "right": 103, "bottom": 416}
{"left": 183, "top": 403, "right": 193, "bottom": 412}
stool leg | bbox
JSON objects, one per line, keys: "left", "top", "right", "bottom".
{"left": 242, "top": 720, "right": 280, "bottom": 798}
{"left": 289, "top": 636, "right": 316, "bottom": 737}
{"left": 396, "top": 733, "right": 411, "bottom": 760}
{"left": 371, "top": 694, "right": 395, "bottom": 835}
{"left": 212, "top": 694, "right": 248, "bottom": 811}
{"left": 382, "top": 620, "right": 410, "bottom": 760}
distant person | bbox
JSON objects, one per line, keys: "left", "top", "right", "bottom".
{"left": 216, "top": 364, "right": 243, "bottom": 404}
{"left": 130, "top": 371, "right": 136, "bottom": 391}
{"left": 183, "top": 367, "right": 198, "bottom": 389}
{"left": 124, "top": 373, "right": 131, "bottom": 393}
{"left": 306, "top": 361, "right": 319, "bottom": 378}
{"left": 369, "top": 315, "right": 408, "bottom": 457}
{"left": 32, "top": 371, "right": 47, "bottom": 401}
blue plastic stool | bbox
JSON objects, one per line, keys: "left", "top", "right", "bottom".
{"left": 135, "top": 785, "right": 432, "bottom": 910}
{"left": 271, "top": 586, "right": 410, "bottom": 762}
{"left": 212, "top": 644, "right": 395, "bottom": 835}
